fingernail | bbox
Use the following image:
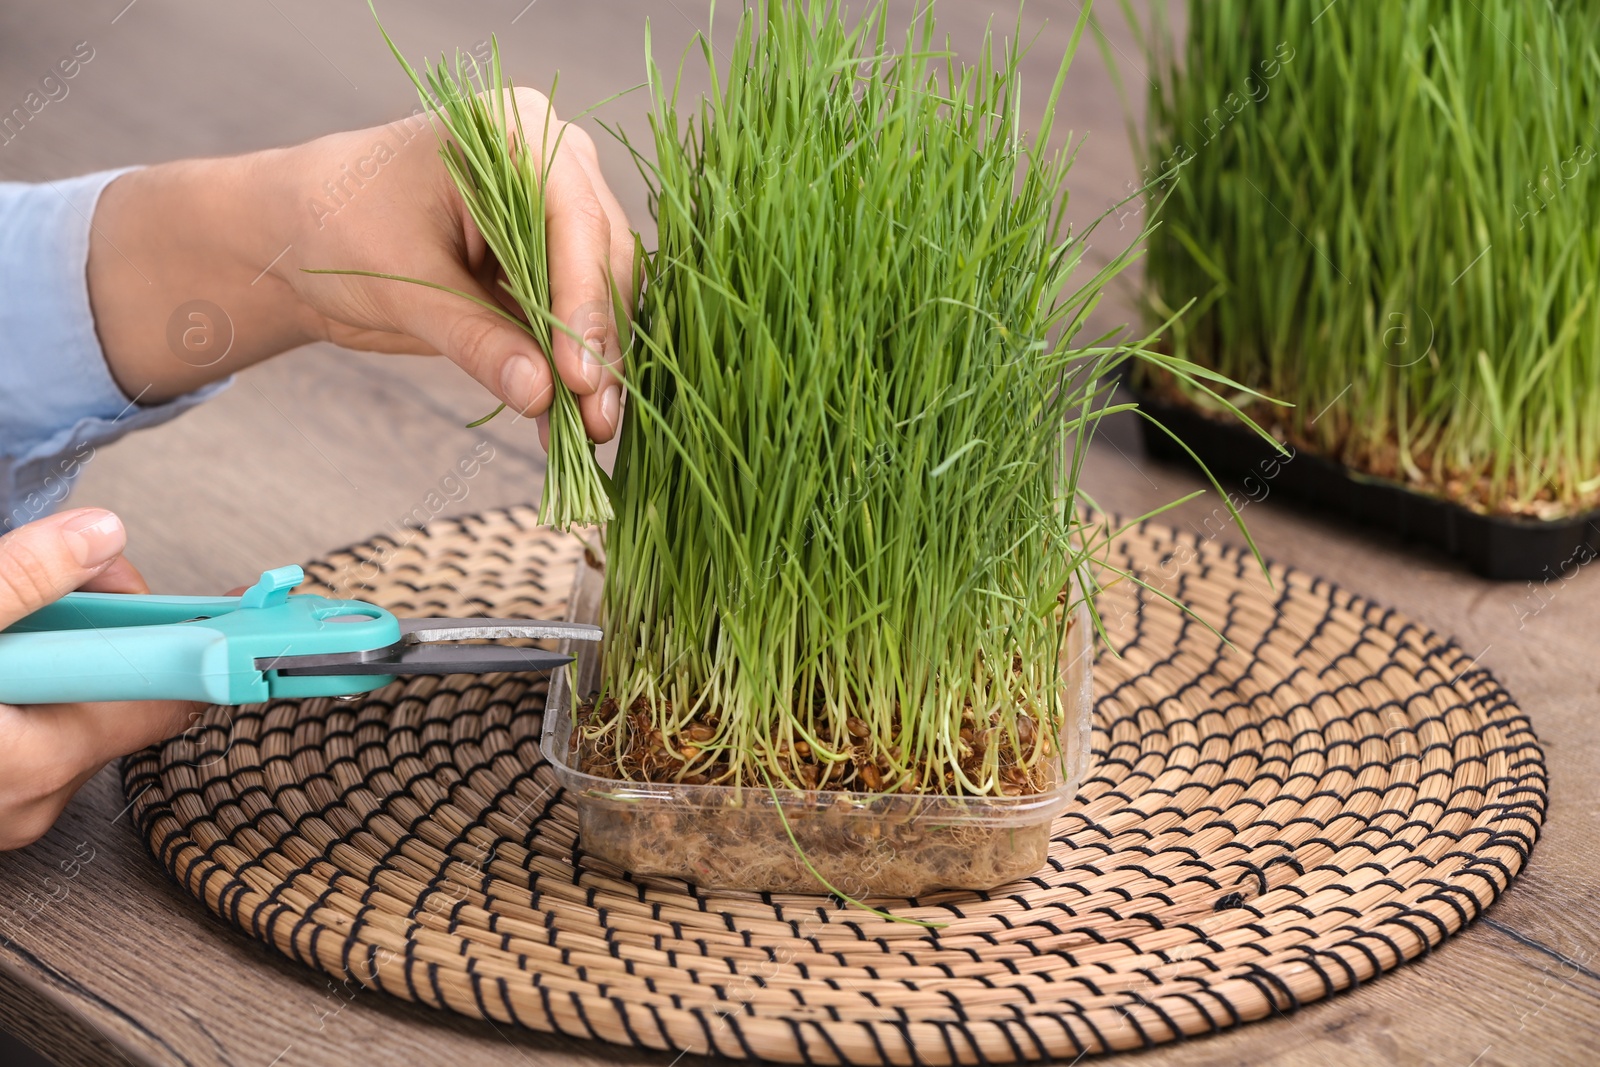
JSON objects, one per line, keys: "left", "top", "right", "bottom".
{"left": 61, "top": 509, "right": 125, "bottom": 569}
{"left": 601, "top": 383, "right": 621, "bottom": 432}
{"left": 501, "top": 355, "right": 539, "bottom": 413}
{"left": 581, "top": 327, "right": 608, "bottom": 389}
{"left": 569, "top": 302, "right": 611, "bottom": 391}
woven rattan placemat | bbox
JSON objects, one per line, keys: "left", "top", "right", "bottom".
{"left": 123, "top": 506, "right": 1547, "bottom": 1063}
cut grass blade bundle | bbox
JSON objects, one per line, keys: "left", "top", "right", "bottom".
{"left": 1137, "top": 0, "right": 1600, "bottom": 519}
{"left": 585, "top": 0, "right": 1255, "bottom": 817}
{"left": 321, "top": 4, "right": 612, "bottom": 529}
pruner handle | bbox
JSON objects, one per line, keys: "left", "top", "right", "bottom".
{"left": 0, "top": 566, "right": 393, "bottom": 706}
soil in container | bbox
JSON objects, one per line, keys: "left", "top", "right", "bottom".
{"left": 541, "top": 576, "right": 1095, "bottom": 898}
{"left": 564, "top": 696, "right": 1072, "bottom": 897}
{"left": 1133, "top": 377, "right": 1600, "bottom": 581}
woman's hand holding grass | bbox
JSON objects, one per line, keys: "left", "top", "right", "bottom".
{"left": 85, "top": 87, "right": 632, "bottom": 443}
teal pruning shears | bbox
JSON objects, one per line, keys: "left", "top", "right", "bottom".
{"left": 0, "top": 565, "right": 599, "bottom": 706}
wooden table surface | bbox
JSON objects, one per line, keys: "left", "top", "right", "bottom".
{"left": 2, "top": 3, "right": 1596, "bottom": 1065}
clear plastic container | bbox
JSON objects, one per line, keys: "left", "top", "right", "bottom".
{"left": 541, "top": 556, "right": 1093, "bottom": 896}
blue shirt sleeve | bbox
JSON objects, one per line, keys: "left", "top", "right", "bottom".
{"left": 0, "top": 168, "right": 229, "bottom": 533}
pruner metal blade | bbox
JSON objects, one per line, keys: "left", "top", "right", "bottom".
{"left": 258, "top": 619, "right": 602, "bottom": 678}
{"left": 397, "top": 619, "right": 603, "bottom": 645}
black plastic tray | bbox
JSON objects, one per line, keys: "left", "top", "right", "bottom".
{"left": 1135, "top": 393, "right": 1600, "bottom": 581}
